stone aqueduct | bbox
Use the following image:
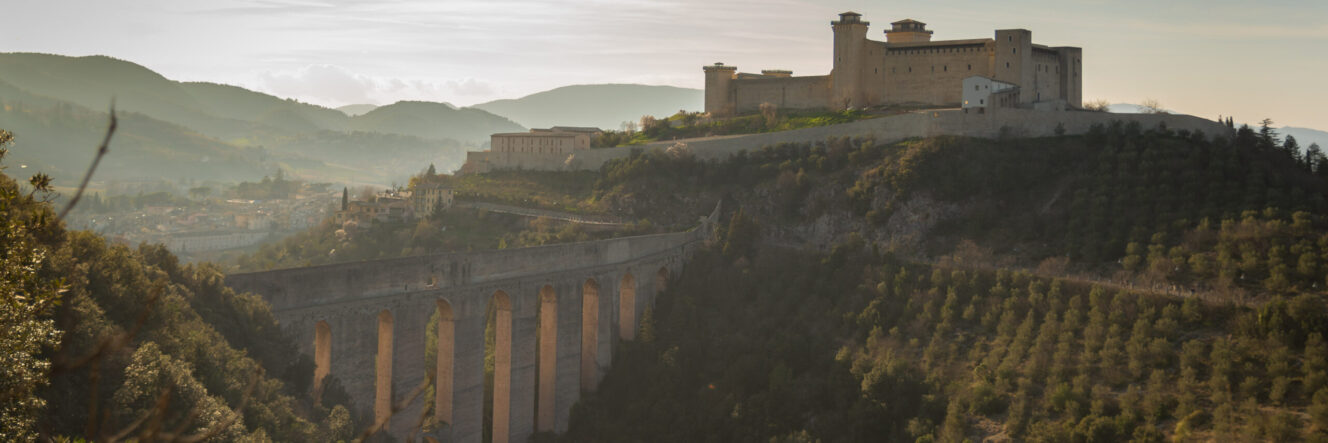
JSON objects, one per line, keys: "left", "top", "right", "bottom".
{"left": 225, "top": 207, "right": 718, "bottom": 442}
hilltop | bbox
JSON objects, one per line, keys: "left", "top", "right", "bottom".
{"left": 335, "top": 104, "right": 380, "bottom": 117}
{"left": 471, "top": 84, "right": 702, "bottom": 130}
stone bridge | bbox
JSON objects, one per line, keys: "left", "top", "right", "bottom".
{"left": 225, "top": 206, "right": 719, "bottom": 442}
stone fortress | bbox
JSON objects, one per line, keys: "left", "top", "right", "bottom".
{"left": 458, "top": 11, "right": 1230, "bottom": 175}
{"left": 703, "top": 12, "right": 1082, "bottom": 115}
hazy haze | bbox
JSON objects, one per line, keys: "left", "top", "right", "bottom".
{"left": 4, "top": 0, "right": 1325, "bottom": 128}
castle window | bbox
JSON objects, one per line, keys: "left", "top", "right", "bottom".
{"left": 967, "top": 64, "right": 972, "bottom": 70}
{"left": 1006, "top": 62, "right": 1010, "bottom": 68}
{"left": 1012, "top": 48, "right": 1017, "bottom": 54}
{"left": 875, "top": 68, "right": 878, "bottom": 74}
{"left": 944, "top": 65, "right": 948, "bottom": 72}
{"left": 1008, "top": 36, "right": 1012, "bottom": 42}
{"left": 908, "top": 67, "right": 912, "bottom": 73}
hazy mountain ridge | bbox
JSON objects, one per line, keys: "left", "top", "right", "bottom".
{"left": 1282, "top": 126, "right": 1328, "bottom": 150}
{"left": 472, "top": 83, "right": 702, "bottom": 130}
{"left": 335, "top": 104, "right": 379, "bottom": 116}
{"left": 0, "top": 53, "right": 514, "bottom": 185}
{"left": 0, "top": 77, "right": 270, "bottom": 182}
{"left": 347, "top": 100, "right": 522, "bottom": 142}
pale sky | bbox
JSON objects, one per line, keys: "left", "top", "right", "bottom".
{"left": 3, "top": 0, "right": 1326, "bottom": 129}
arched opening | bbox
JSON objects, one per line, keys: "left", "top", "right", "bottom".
{"left": 434, "top": 300, "right": 454, "bottom": 427}
{"left": 486, "top": 291, "right": 513, "bottom": 443}
{"left": 580, "top": 278, "right": 599, "bottom": 392}
{"left": 656, "top": 267, "right": 670, "bottom": 294}
{"left": 314, "top": 321, "right": 331, "bottom": 403}
{"left": 619, "top": 272, "right": 636, "bottom": 341}
{"left": 536, "top": 285, "right": 558, "bottom": 432}
{"left": 375, "top": 310, "right": 394, "bottom": 427}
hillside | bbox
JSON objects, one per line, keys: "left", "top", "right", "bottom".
{"left": 0, "top": 78, "right": 270, "bottom": 182}
{"left": 0, "top": 142, "right": 357, "bottom": 440}
{"left": 471, "top": 84, "right": 702, "bottom": 130}
{"left": 347, "top": 101, "right": 523, "bottom": 143}
{"left": 0, "top": 53, "right": 517, "bottom": 185}
{"left": 228, "top": 119, "right": 1328, "bottom": 441}
{"left": 336, "top": 104, "right": 379, "bottom": 116}
{"left": 559, "top": 122, "right": 1328, "bottom": 441}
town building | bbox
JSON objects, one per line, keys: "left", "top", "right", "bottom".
{"left": 410, "top": 183, "right": 454, "bottom": 217}
{"left": 461, "top": 127, "right": 603, "bottom": 174}
{"left": 490, "top": 127, "right": 596, "bottom": 156}
{"left": 703, "top": 12, "right": 1082, "bottom": 116}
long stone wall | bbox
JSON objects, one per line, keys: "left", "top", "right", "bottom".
{"left": 564, "top": 109, "right": 1233, "bottom": 170}
{"left": 225, "top": 206, "right": 719, "bottom": 442}
{"left": 732, "top": 75, "right": 832, "bottom": 114}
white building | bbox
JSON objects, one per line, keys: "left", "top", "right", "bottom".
{"left": 962, "top": 76, "right": 1019, "bottom": 110}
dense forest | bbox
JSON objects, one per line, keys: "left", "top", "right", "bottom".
{"left": 0, "top": 130, "right": 356, "bottom": 441}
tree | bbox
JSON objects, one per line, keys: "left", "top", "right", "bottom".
{"left": 0, "top": 129, "right": 64, "bottom": 440}
{"left": 760, "top": 102, "right": 779, "bottom": 128}
{"left": 1283, "top": 135, "right": 1302, "bottom": 164}
{"left": 1306, "top": 143, "right": 1324, "bottom": 174}
{"left": 426, "top": 163, "right": 437, "bottom": 176}
{"left": 1083, "top": 99, "right": 1111, "bottom": 112}
{"left": 188, "top": 186, "right": 211, "bottom": 200}
{"left": 1139, "top": 98, "right": 1166, "bottom": 114}
{"left": 1258, "top": 118, "right": 1280, "bottom": 150}
{"left": 341, "top": 187, "right": 349, "bottom": 211}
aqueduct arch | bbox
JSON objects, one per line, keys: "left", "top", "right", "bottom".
{"left": 314, "top": 321, "right": 331, "bottom": 402}
{"left": 580, "top": 278, "right": 599, "bottom": 392}
{"left": 536, "top": 285, "right": 558, "bottom": 432}
{"left": 656, "top": 267, "right": 669, "bottom": 293}
{"left": 619, "top": 272, "right": 636, "bottom": 341}
{"left": 490, "top": 291, "right": 513, "bottom": 443}
{"left": 435, "top": 299, "right": 454, "bottom": 427}
{"left": 224, "top": 204, "right": 719, "bottom": 442}
{"left": 375, "top": 310, "right": 394, "bottom": 427}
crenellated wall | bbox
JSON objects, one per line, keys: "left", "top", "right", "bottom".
{"left": 225, "top": 207, "right": 719, "bottom": 442}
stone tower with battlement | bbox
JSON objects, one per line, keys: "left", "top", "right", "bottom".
{"left": 703, "top": 12, "right": 1083, "bottom": 116}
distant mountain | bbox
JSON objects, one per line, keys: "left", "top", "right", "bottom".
{"left": 0, "top": 78, "right": 269, "bottom": 182}
{"left": 1281, "top": 127, "right": 1328, "bottom": 149}
{"left": 1106, "top": 103, "right": 1158, "bottom": 114}
{"left": 349, "top": 101, "right": 522, "bottom": 142}
{"left": 0, "top": 53, "right": 515, "bottom": 186}
{"left": 336, "top": 104, "right": 379, "bottom": 116}
{"left": 472, "top": 84, "right": 702, "bottom": 130}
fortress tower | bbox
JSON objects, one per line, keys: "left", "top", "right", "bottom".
{"left": 702, "top": 12, "right": 1083, "bottom": 116}
{"left": 884, "top": 19, "right": 933, "bottom": 43}
{"left": 830, "top": 12, "right": 869, "bottom": 110}
{"left": 703, "top": 63, "right": 737, "bottom": 117}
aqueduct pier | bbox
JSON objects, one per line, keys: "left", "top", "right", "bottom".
{"left": 225, "top": 207, "right": 718, "bottom": 442}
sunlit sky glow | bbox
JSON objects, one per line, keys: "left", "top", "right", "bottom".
{"left": 3, "top": 0, "right": 1325, "bottom": 128}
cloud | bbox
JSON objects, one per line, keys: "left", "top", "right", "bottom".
{"left": 254, "top": 64, "right": 497, "bottom": 107}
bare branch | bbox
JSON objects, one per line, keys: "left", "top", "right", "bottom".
{"left": 352, "top": 375, "right": 433, "bottom": 442}
{"left": 57, "top": 100, "right": 117, "bottom": 221}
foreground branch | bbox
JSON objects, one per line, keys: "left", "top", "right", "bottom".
{"left": 57, "top": 100, "right": 117, "bottom": 221}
